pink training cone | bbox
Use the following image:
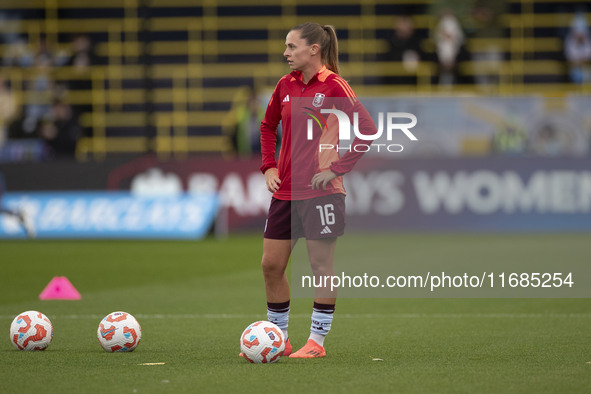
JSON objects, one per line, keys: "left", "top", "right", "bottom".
{"left": 39, "top": 276, "right": 81, "bottom": 300}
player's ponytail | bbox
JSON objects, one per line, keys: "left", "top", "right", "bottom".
{"left": 321, "top": 25, "right": 339, "bottom": 75}
{"left": 291, "top": 22, "right": 340, "bottom": 75}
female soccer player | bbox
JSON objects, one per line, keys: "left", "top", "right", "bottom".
{"left": 257, "top": 22, "right": 376, "bottom": 359}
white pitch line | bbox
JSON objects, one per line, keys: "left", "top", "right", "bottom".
{"left": 0, "top": 313, "right": 590, "bottom": 320}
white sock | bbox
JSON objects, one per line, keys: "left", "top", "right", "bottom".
{"left": 267, "top": 301, "right": 290, "bottom": 340}
{"left": 309, "top": 302, "right": 334, "bottom": 347}
{"left": 309, "top": 332, "right": 325, "bottom": 347}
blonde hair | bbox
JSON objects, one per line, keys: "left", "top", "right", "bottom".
{"left": 291, "top": 22, "right": 339, "bottom": 75}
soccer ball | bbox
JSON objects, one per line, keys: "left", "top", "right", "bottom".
{"left": 10, "top": 311, "right": 53, "bottom": 351}
{"left": 97, "top": 311, "right": 141, "bottom": 352}
{"left": 240, "top": 321, "right": 285, "bottom": 363}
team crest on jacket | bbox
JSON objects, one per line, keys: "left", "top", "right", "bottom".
{"left": 312, "top": 93, "right": 325, "bottom": 107}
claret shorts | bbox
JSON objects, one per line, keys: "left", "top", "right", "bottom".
{"left": 264, "top": 193, "right": 346, "bottom": 240}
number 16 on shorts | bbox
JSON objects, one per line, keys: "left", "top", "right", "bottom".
{"left": 306, "top": 194, "right": 345, "bottom": 239}
{"left": 316, "top": 204, "right": 335, "bottom": 226}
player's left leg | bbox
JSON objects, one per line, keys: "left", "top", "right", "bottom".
{"left": 289, "top": 237, "right": 337, "bottom": 358}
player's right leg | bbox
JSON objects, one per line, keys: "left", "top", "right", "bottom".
{"left": 261, "top": 238, "right": 295, "bottom": 305}
{"left": 259, "top": 197, "right": 301, "bottom": 353}
{"left": 240, "top": 238, "right": 294, "bottom": 358}
{"left": 261, "top": 238, "right": 296, "bottom": 356}
{"left": 240, "top": 197, "right": 300, "bottom": 359}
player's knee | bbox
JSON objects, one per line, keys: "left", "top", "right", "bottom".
{"left": 261, "top": 255, "right": 285, "bottom": 278}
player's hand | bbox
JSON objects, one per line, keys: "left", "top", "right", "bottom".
{"left": 264, "top": 168, "right": 281, "bottom": 193}
{"left": 311, "top": 170, "right": 338, "bottom": 191}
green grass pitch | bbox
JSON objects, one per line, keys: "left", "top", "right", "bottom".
{"left": 0, "top": 234, "right": 590, "bottom": 393}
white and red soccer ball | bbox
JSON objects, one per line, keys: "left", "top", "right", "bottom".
{"left": 97, "top": 311, "right": 142, "bottom": 352}
{"left": 240, "top": 320, "right": 285, "bottom": 363}
{"left": 10, "top": 311, "right": 53, "bottom": 351}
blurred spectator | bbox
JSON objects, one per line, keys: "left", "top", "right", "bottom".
{"left": 65, "top": 34, "right": 97, "bottom": 136}
{"left": 0, "top": 74, "right": 18, "bottom": 146}
{"left": 235, "top": 87, "right": 266, "bottom": 156}
{"left": 66, "top": 34, "right": 99, "bottom": 70}
{"left": 530, "top": 124, "right": 570, "bottom": 157}
{"left": 38, "top": 99, "right": 81, "bottom": 158}
{"left": 31, "top": 35, "right": 69, "bottom": 67}
{"left": 470, "top": 1, "right": 505, "bottom": 89}
{"left": 20, "top": 52, "right": 54, "bottom": 135}
{"left": 564, "top": 13, "right": 591, "bottom": 84}
{"left": 2, "top": 35, "right": 34, "bottom": 68}
{"left": 492, "top": 118, "right": 527, "bottom": 155}
{"left": 382, "top": 15, "right": 424, "bottom": 85}
{"left": 433, "top": 10, "right": 469, "bottom": 86}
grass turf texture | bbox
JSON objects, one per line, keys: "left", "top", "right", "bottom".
{"left": 0, "top": 234, "right": 589, "bottom": 393}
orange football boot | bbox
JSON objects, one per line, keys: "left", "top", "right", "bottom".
{"left": 288, "top": 339, "right": 326, "bottom": 358}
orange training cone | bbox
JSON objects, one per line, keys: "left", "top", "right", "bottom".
{"left": 39, "top": 276, "right": 81, "bottom": 300}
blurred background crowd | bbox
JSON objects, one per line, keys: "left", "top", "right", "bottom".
{"left": 0, "top": 0, "right": 590, "bottom": 162}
